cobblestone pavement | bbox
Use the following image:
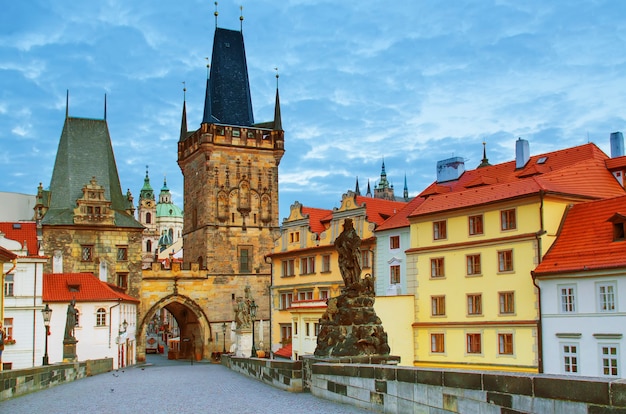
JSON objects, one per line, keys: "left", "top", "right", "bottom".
{"left": 0, "top": 356, "right": 373, "bottom": 414}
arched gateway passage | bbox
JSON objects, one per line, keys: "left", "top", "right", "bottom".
{"left": 138, "top": 294, "right": 212, "bottom": 362}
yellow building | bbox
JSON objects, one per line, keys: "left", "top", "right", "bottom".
{"left": 406, "top": 140, "right": 625, "bottom": 372}
{"left": 269, "top": 192, "right": 406, "bottom": 359}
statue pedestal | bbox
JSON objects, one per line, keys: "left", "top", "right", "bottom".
{"left": 235, "top": 328, "right": 252, "bottom": 357}
{"left": 63, "top": 338, "right": 78, "bottom": 362}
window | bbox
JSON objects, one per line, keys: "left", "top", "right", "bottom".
{"left": 232, "top": 129, "right": 240, "bottom": 138}
{"left": 117, "top": 246, "right": 128, "bottom": 261}
{"left": 431, "top": 296, "right": 446, "bottom": 316}
{"left": 431, "top": 333, "right": 445, "bottom": 353}
{"left": 613, "top": 222, "right": 626, "bottom": 241}
{"left": 282, "top": 259, "right": 295, "bottom": 277}
{"left": 467, "top": 294, "right": 482, "bottom": 315}
{"left": 4, "top": 274, "right": 14, "bottom": 297}
{"left": 433, "top": 220, "right": 447, "bottom": 240}
{"left": 431, "top": 258, "right": 445, "bottom": 278}
{"left": 361, "top": 250, "right": 371, "bottom": 268}
{"left": 301, "top": 256, "right": 315, "bottom": 275}
{"left": 498, "top": 333, "right": 514, "bottom": 355}
{"left": 314, "top": 323, "right": 320, "bottom": 336}
{"left": 96, "top": 308, "right": 107, "bottom": 326}
{"left": 467, "top": 333, "right": 482, "bottom": 354}
{"left": 559, "top": 285, "right": 577, "bottom": 313}
{"left": 146, "top": 212, "right": 151, "bottom": 224}
{"left": 117, "top": 273, "right": 128, "bottom": 290}
{"left": 238, "top": 246, "right": 252, "bottom": 273}
{"left": 562, "top": 344, "right": 579, "bottom": 374}
{"left": 289, "top": 231, "right": 300, "bottom": 243}
{"left": 466, "top": 254, "right": 481, "bottom": 276}
{"left": 390, "top": 265, "right": 401, "bottom": 285}
{"left": 498, "top": 250, "right": 513, "bottom": 272}
{"left": 319, "top": 289, "right": 329, "bottom": 300}
{"left": 468, "top": 214, "right": 483, "bottom": 236}
{"left": 81, "top": 245, "right": 93, "bottom": 261}
{"left": 280, "top": 324, "right": 292, "bottom": 345}
{"left": 321, "top": 255, "right": 331, "bottom": 273}
{"left": 146, "top": 240, "right": 152, "bottom": 253}
{"left": 298, "top": 291, "right": 313, "bottom": 301}
{"left": 500, "top": 209, "right": 516, "bottom": 231}
{"left": 293, "top": 320, "right": 298, "bottom": 335}
{"left": 305, "top": 322, "right": 310, "bottom": 337}
{"left": 499, "top": 292, "right": 515, "bottom": 314}
{"left": 601, "top": 344, "right": 619, "bottom": 377}
{"left": 597, "top": 282, "right": 617, "bottom": 312}
{"left": 390, "top": 236, "right": 400, "bottom": 249}
{"left": 3, "top": 318, "right": 13, "bottom": 339}
{"left": 280, "top": 292, "right": 293, "bottom": 310}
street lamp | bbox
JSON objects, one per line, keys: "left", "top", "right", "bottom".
{"left": 221, "top": 322, "right": 226, "bottom": 353}
{"left": 250, "top": 299, "right": 258, "bottom": 358}
{"left": 41, "top": 304, "right": 52, "bottom": 366}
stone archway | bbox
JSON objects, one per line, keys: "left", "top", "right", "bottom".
{"left": 137, "top": 294, "right": 212, "bottom": 362}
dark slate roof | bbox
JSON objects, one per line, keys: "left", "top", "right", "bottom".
{"left": 42, "top": 117, "right": 142, "bottom": 228}
{"left": 205, "top": 28, "right": 254, "bottom": 126}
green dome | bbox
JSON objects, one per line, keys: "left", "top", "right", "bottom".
{"left": 156, "top": 202, "right": 183, "bottom": 218}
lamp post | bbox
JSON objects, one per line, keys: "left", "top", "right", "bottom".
{"left": 41, "top": 304, "right": 52, "bottom": 366}
{"left": 221, "top": 322, "right": 226, "bottom": 353}
{"left": 250, "top": 299, "right": 258, "bottom": 358}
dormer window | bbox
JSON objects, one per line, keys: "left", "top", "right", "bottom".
{"left": 608, "top": 213, "right": 626, "bottom": 241}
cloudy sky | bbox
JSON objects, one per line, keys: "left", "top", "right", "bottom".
{"left": 1, "top": 0, "right": 626, "bottom": 219}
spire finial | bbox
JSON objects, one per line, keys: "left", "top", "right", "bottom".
{"left": 65, "top": 89, "right": 69, "bottom": 119}
{"left": 205, "top": 58, "right": 210, "bottom": 79}
{"left": 478, "top": 139, "right": 491, "bottom": 168}
{"left": 104, "top": 93, "right": 107, "bottom": 120}
{"left": 240, "top": 5, "right": 244, "bottom": 32}
{"left": 214, "top": 2, "right": 218, "bottom": 28}
{"left": 182, "top": 81, "right": 186, "bottom": 101}
{"left": 146, "top": 165, "right": 149, "bottom": 178}
{"left": 275, "top": 67, "right": 279, "bottom": 88}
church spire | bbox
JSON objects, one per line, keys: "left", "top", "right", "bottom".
{"left": 355, "top": 176, "right": 361, "bottom": 196}
{"left": 478, "top": 140, "right": 491, "bottom": 168}
{"left": 403, "top": 174, "right": 409, "bottom": 201}
{"left": 273, "top": 69, "right": 282, "bottom": 131}
{"left": 366, "top": 179, "right": 372, "bottom": 197}
{"left": 180, "top": 84, "right": 188, "bottom": 142}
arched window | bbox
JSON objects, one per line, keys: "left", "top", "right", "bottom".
{"left": 146, "top": 212, "right": 152, "bottom": 224}
{"left": 146, "top": 240, "right": 152, "bottom": 253}
{"left": 169, "top": 228, "right": 174, "bottom": 240}
{"left": 96, "top": 308, "right": 107, "bottom": 326}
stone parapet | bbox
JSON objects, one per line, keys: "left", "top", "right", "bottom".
{"left": 221, "top": 354, "right": 302, "bottom": 392}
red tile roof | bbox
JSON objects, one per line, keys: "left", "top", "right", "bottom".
{"left": 410, "top": 143, "right": 625, "bottom": 218}
{"left": 376, "top": 196, "right": 426, "bottom": 231}
{"left": 0, "top": 222, "right": 39, "bottom": 256}
{"left": 0, "top": 245, "right": 17, "bottom": 261}
{"left": 533, "top": 195, "right": 626, "bottom": 277}
{"left": 43, "top": 272, "right": 139, "bottom": 303}
{"left": 274, "top": 343, "right": 292, "bottom": 359}
{"left": 302, "top": 206, "right": 332, "bottom": 235}
{"left": 354, "top": 196, "right": 407, "bottom": 226}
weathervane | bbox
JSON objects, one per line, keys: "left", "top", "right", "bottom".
{"left": 214, "top": 2, "right": 218, "bottom": 28}
{"left": 182, "top": 81, "right": 186, "bottom": 100}
{"left": 240, "top": 5, "right": 244, "bottom": 32}
{"left": 275, "top": 67, "right": 279, "bottom": 88}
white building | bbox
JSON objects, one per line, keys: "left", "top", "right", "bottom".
{"left": 0, "top": 222, "right": 48, "bottom": 370}
{"left": 43, "top": 272, "right": 139, "bottom": 369}
{"left": 533, "top": 195, "right": 626, "bottom": 378}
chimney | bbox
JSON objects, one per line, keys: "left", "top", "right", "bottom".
{"left": 610, "top": 132, "right": 624, "bottom": 158}
{"left": 436, "top": 157, "right": 465, "bottom": 183}
{"left": 516, "top": 138, "right": 530, "bottom": 169}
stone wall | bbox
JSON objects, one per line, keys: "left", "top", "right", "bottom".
{"left": 0, "top": 358, "right": 113, "bottom": 400}
{"left": 310, "top": 363, "right": 626, "bottom": 413}
{"left": 221, "top": 355, "right": 302, "bottom": 392}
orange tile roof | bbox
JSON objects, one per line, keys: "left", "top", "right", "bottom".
{"left": 354, "top": 195, "right": 407, "bottom": 226}
{"left": 301, "top": 206, "right": 332, "bottom": 234}
{"left": 0, "top": 222, "right": 39, "bottom": 256}
{"left": 410, "top": 143, "right": 625, "bottom": 218}
{"left": 0, "top": 245, "right": 17, "bottom": 261}
{"left": 376, "top": 196, "right": 426, "bottom": 231}
{"left": 43, "top": 272, "right": 139, "bottom": 303}
{"left": 533, "top": 195, "right": 626, "bottom": 277}
{"left": 606, "top": 155, "right": 626, "bottom": 170}
{"left": 274, "top": 343, "right": 292, "bottom": 359}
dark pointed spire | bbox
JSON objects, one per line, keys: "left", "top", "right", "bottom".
{"left": 180, "top": 83, "right": 188, "bottom": 142}
{"left": 214, "top": 1, "right": 218, "bottom": 28}
{"left": 202, "top": 64, "right": 214, "bottom": 124}
{"left": 403, "top": 174, "right": 409, "bottom": 201}
{"left": 366, "top": 179, "right": 372, "bottom": 197}
{"left": 478, "top": 140, "right": 491, "bottom": 168}
{"left": 355, "top": 176, "right": 361, "bottom": 196}
{"left": 273, "top": 68, "right": 282, "bottom": 131}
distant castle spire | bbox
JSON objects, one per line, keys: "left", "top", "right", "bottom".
{"left": 478, "top": 141, "right": 491, "bottom": 168}
{"left": 355, "top": 177, "right": 361, "bottom": 196}
{"left": 403, "top": 174, "right": 409, "bottom": 201}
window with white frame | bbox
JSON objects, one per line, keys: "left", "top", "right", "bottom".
{"left": 468, "top": 214, "right": 484, "bottom": 236}
{"left": 600, "top": 344, "right": 619, "bottom": 377}
{"left": 498, "top": 333, "right": 513, "bottom": 355}
{"left": 3, "top": 317, "right": 13, "bottom": 340}
{"left": 498, "top": 250, "right": 514, "bottom": 272}
{"left": 297, "top": 291, "right": 313, "bottom": 301}
{"left": 466, "top": 254, "right": 481, "bottom": 276}
{"left": 390, "top": 235, "right": 400, "bottom": 249}
{"left": 562, "top": 343, "right": 579, "bottom": 374}
{"left": 390, "top": 265, "right": 401, "bottom": 285}
{"left": 559, "top": 285, "right": 577, "bottom": 313}
{"left": 96, "top": 307, "right": 107, "bottom": 326}
{"left": 321, "top": 255, "right": 331, "bottom": 273}
{"left": 319, "top": 289, "right": 329, "bottom": 300}
{"left": 280, "top": 292, "right": 293, "bottom": 310}
{"left": 500, "top": 209, "right": 516, "bottom": 231}
{"left": 431, "top": 333, "right": 445, "bottom": 353}
{"left": 466, "top": 333, "right": 482, "bottom": 354}
{"left": 433, "top": 220, "right": 447, "bottom": 240}
{"left": 280, "top": 324, "right": 292, "bottom": 345}
{"left": 301, "top": 256, "right": 315, "bottom": 275}
{"left": 282, "top": 259, "right": 295, "bottom": 277}
{"left": 597, "top": 282, "right": 617, "bottom": 312}
{"left": 499, "top": 291, "right": 515, "bottom": 314}
{"left": 4, "top": 274, "right": 14, "bottom": 297}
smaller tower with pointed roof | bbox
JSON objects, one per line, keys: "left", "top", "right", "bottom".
{"left": 138, "top": 166, "right": 158, "bottom": 268}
